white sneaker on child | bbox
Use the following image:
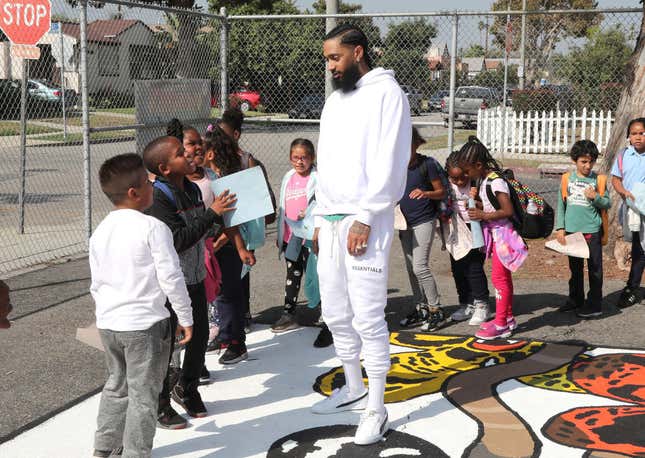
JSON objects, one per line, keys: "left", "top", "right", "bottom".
{"left": 311, "top": 385, "right": 368, "bottom": 415}
{"left": 354, "top": 409, "right": 388, "bottom": 445}
{"left": 469, "top": 301, "right": 490, "bottom": 326}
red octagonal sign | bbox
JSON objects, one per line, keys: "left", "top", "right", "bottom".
{"left": 0, "top": 0, "right": 51, "bottom": 46}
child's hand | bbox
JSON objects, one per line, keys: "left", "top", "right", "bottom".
{"left": 624, "top": 191, "right": 636, "bottom": 201}
{"left": 556, "top": 229, "right": 566, "bottom": 245}
{"left": 469, "top": 187, "right": 478, "bottom": 199}
{"left": 297, "top": 209, "right": 306, "bottom": 220}
{"left": 584, "top": 186, "right": 597, "bottom": 200}
{"left": 176, "top": 325, "right": 193, "bottom": 345}
{"left": 409, "top": 188, "right": 427, "bottom": 200}
{"left": 212, "top": 233, "right": 228, "bottom": 253}
{"left": 238, "top": 248, "right": 256, "bottom": 266}
{"left": 210, "top": 190, "right": 237, "bottom": 216}
{"left": 468, "top": 207, "right": 484, "bottom": 221}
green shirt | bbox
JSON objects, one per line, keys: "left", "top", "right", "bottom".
{"left": 555, "top": 171, "right": 611, "bottom": 234}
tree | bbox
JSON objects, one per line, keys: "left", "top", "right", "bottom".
{"left": 463, "top": 44, "right": 486, "bottom": 58}
{"left": 552, "top": 26, "right": 631, "bottom": 110}
{"left": 379, "top": 19, "right": 437, "bottom": 95}
{"left": 489, "top": 0, "right": 602, "bottom": 86}
{"left": 473, "top": 66, "right": 519, "bottom": 89}
{"left": 601, "top": 2, "right": 645, "bottom": 224}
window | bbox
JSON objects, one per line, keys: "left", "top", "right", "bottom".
{"left": 98, "top": 45, "right": 119, "bottom": 77}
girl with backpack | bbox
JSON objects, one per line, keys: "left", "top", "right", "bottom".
{"left": 456, "top": 137, "right": 528, "bottom": 340}
{"left": 398, "top": 127, "right": 448, "bottom": 332}
{"left": 444, "top": 151, "right": 491, "bottom": 326}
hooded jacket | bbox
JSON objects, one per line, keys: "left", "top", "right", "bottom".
{"left": 314, "top": 67, "right": 412, "bottom": 227}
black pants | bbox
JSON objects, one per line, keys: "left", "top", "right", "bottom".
{"left": 628, "top": 231, "right": 645, "bottom": 290}
{"left": 450, "top": 248, "right": 489, "bottom": 305}
{"left": 568, "top": 232, "right": 603, "bottom": 311}
{"left": 215, "top": 242, "right": 245, "bottom": 344}
{"left": 243, "top": 271, "right": 251, "bottom": 317}
{"left": 283, "top": 242, "right": 309, "bottom": 312}
{"left": 159, "top": 281, "right": 209, "bottom": 405}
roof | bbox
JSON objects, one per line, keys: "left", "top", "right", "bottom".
{"left": 460, "top": 57, "right": 485, "bottom": 71}
{"left": 60, "top": 19, "right": 148, "bottom": 43}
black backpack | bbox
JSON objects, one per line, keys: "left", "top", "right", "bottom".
{"left": 485, "top": 169, "right": 554, "bottom": 239}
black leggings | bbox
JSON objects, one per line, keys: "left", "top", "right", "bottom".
{"left": 284, "top": 243, "right": 309, "bottom": 312}
{"left": 628, "top": 231, "right": 645, "bottom": 290}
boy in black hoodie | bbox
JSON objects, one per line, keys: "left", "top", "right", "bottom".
{"left": 143, "top": 136, "right": 255, "bottom": 428}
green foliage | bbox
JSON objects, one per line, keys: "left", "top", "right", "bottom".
{"left": 472, "top": 66, "right": 519, "bottom": 89}
{"left": 553, "top": 26, "right": 631, "bottom": 111}
{"left": 490, "top": 0, "right": 602, "bottom": 83}
{"left": 463, "top": 44, "right": 486, "bottom": 58}
{"left": 378, "top": 19, "right": 437, "bottom": 95}
{"left": 511, "top": 88, "right": 559, "bottom": 112}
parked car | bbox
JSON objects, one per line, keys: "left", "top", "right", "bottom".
{"left": 541, "top": 84, "right": 574, "bottom": 111}
{"left": 288, "top": 94, "right": 324, "bottom": 119}
{"left": 229, "top": 87, "right": 262, "bottom": 112}
{"left": 0, "top": 79, "right": 23, "bottom": 119}
{"left": 441, "top": 85, "right": 500, "bottom": 128}
{"left": 400, "top": 85, "right": 423, "bottom": 115}
{"left": 429, "top": 90, "right": 450, "bottom": 111}
{"left": 27, "top": 79, "right": 77, "bottom": 111}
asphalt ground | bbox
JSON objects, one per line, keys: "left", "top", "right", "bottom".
{"left": 1, "top": 225, "right": 643, "bottom": 444}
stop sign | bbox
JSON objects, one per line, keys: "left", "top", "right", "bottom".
{"left": 0, "top": 0, "right": 51, "bottom": 46}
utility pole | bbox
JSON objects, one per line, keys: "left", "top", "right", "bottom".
{"left": 325, "top": 0, "right": 338, "bottom": 99}
{"left": 519, "top": 0, "right": 527, "bottom": 89}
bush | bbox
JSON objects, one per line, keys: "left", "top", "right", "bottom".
{"left": 89, "top": 91, "right": 135, "bottom": 110}
{"left": 512, "top": 89, "right": 559, "bottom": 113}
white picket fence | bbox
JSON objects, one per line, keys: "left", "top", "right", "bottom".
{"left": 476, "top": 107, "right": 614, "bottom": 155}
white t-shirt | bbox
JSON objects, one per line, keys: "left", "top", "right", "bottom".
{"left": 90, "top": 209, "right": 193, "bottom": 331}
{"left": 480, "top": 176, "right": 511, "bottom": 224}
{"left": 451, "top": 182, "right": 471, "bottom": 223}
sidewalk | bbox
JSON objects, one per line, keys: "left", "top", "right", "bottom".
{"left": 0, "top": 235, "right": 643, "bottom": 453}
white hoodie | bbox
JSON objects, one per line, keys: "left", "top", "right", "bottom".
{"left": 314, "top": 67, "right": 412, "bottom": 227}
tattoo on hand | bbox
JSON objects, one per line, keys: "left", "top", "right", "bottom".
{"left": 350, "top": 221, "right": 370, "bottom": 235}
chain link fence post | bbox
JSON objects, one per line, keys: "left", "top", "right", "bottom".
{"left": 448, "top": 13, "right": 458, "bottom": 153}
{"left": 325, "top": 0, "right": 338, "bottom": 99}
{"left": 220, "top": 7, "right": 228, "bottom": 113}
{"left": 18, "top": 59, "right": 28, "bottom": 235}
{"left": 80, "top": 0, "right": 91, "bottom": 243}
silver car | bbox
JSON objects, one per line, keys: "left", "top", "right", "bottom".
{"left": 400, "top": 85, "right": 423, "bottom": 115}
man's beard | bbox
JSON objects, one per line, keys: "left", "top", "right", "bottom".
{"left": 331, "top": 62, "right": 361, "bottom": 93}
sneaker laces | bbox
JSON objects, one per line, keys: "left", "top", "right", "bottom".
{"left": 359, "top": 409, "right": 384, "bottom": 425}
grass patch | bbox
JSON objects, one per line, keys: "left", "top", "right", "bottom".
{"left": 96, "top": 107, "right": 135, "bottom": 115}
{"left": 36, "top": 129, "right": 134, "bottom": 144}
{"left": 43, "top": 114, "right": 136, "bottom": 128}
{"left": 419, "top": 130, "right": 476, "bottom": 151}
{"left": 0, "top": 121, "right": 59, "bottom": 136}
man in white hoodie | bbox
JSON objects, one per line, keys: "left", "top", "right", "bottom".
{"left": 311, "top": 23, "right": 411, "bottom": 445}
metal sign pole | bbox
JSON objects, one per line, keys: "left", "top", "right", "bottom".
{"left": 18, "top": 59, "right": 29, "bottom": 234}
{"left": 59, "top": 22, "right": 67, "bottom": 141}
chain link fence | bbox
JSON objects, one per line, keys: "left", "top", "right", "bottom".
{"left": 0, "top": 1, "right": 640, "bottom": 275}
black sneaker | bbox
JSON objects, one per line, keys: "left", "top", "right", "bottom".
{"left": 172, "top": 383, "right": 207, "bottom": 418}
{"left": 93, "top": 447, "right": 122, "bottom": 457}
{"left": 399, "top": 304, "right": 429, "bottom": 328}
{"left": 576, "top": 305, "right": 602, "bottom": 319}
{"left": 271, "top": 311, "right": 299, "bottom": 333}
{"left": 421, "top": 307, "right": 447, "bottom": 332}
{"left": 157, "top": 404, "right": 187, "bottom": 429}
{"left": 218, "top": 342, "right": 248, "bottom": 365}
{"left": 313, "top": 324, "right": 333, "bottom": 348}
{"left": 617, "top": 287, "right": 639, "bottom": 308}
{"left": 559, "top": 298, "right": 582, "bottom": 313}
{"left": 199, "top": 365, "right": 211, "bottom": 385}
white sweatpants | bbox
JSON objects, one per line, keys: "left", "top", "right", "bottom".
{"left": 317, "top": 212, "right": 394, "bottom": 381}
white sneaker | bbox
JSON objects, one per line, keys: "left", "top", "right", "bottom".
{"left": 450, "top": 303, "right": 474, "bottom": 322}
{"left": 354, "top": 409, "right": 388, "bottom": 445}
{"left": 311, "top": 385, "right": 368, "bottom": 415}
{"left": 469, "top": 302, "right": 490, "bottom": 326}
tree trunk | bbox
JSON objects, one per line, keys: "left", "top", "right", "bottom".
{"left": 600, "top": 5, "right": 645, "bottom": 245}
{"left": 176, "top": 13, "right": 202, "bottom": 79}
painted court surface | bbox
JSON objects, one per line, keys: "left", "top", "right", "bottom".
{"left": 2, "top": 326, "right": 643, "bottom": 458}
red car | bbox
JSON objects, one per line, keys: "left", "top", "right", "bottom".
{"left": 211, "top": 88, "right": 262, "bottom": 112}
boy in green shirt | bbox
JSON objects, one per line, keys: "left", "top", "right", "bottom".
{"left": 555, "top": 140, "right": 611, "bottom": 318}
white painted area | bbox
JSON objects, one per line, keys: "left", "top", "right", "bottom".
{"left": 1, "top": 331, "right": 639, "bottom": 458}
{"left": 499, "top": 372, "right": 632, "bottom": 458}
{"left": 380, "top": 447, "right": 422, "bottom": 456}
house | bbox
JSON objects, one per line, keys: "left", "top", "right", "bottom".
{"left": 484, "top": 58, "right": 522, "bottom": 71}
{"left": 0, "top": 19, "right": 160, "bottom": 97}
{"left": 459, "top": 57, "right": 486, "bottom": 79}
{"left": 424, "top": 42, "right": 450, "bottom": 80}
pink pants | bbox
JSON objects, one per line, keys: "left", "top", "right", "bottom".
{"left": 491, "top": 242, "right": 513, "bottom": 326}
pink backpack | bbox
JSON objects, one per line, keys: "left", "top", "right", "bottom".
{"left": 203, "top": 237, "right": 221, "bottom": 303}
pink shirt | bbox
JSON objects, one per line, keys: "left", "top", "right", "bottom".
{"left": 451, "top": 182, "right": 471, "bottom": 223}
{"left": 283, "top": 173, "right": 311, "bottom": 243}
{"left": 192, "top": 173, "right": 214, "bottom": 209}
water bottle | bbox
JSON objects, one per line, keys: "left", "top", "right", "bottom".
{"left": 527, "top": 199, "right": 538, "bottom": 215}
{"left": 469, "top": 198, "right": 485, "bottom": 249}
